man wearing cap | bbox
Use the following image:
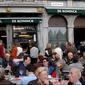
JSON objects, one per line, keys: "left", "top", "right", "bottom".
{"left": 72, "top": 43, "right": 77, "bottom": 53}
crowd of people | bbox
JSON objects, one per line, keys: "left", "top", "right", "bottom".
{"left": 0, "top": 39, "right": 85, "bottom": 85}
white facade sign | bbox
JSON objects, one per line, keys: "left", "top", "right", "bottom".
{"left": 51, "top": 2, "right": 63, "bottom": 6}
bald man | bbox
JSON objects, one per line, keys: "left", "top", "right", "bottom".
{"left": 67, "top": 68, "right": 82, "bottom": 85}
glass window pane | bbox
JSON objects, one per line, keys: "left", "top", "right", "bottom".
{"left": 48, "top": 27, "right": 67, "bottom": 48}
{"left": 13, "top": 25, "right": 37, "bottom": 43}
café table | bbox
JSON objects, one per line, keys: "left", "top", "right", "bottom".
{"left": 5, "top": 75, "right": 69, "bottom": 85}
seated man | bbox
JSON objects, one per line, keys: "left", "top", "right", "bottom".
{"left": 13, "top": 55, "right": 31, "bottom": 77}
{"left": 51, "top": 59, "right": 69, "bottom": 78}
{"left": 40, "top": 58, "right": 54, "bottom": 75}
{"left": 0, "top": 67, "right": 12, "bottom": 85}
{"left": 80, "top": 52, "right": 85, "bottom": 66}
{"left": 34, "top": 55, "right": 44, "bottom": 70}
{"left": 16, "top": 64, "right": 37, "bottom": 85}
{"left": 69, "top": 54, "right": 83, "bottom": 72}
{"left": 67, "top": 68, "right": 82, "bottom": 85}
{"left": 66, "top": 52, "right": 73, "bottom": 65}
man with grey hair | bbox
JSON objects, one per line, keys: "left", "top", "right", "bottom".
{"left": 67, "top": 68, "right": 82, "bottom": 85}
{"left": 0, "top": 39, "right": 4, "bottom": 65}
{"left": 0, "top": 67, "right": 12, "bottom": 85}
{"left": 55, "top": 59, "right": 70, "bottom": 78}
{"left": 66, "top": 52, "right": 73, "bottom": 65}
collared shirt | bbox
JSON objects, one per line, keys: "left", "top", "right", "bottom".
{"left": 13, "top": 59, "right": 25, "bottom": 66}
{"left": 16, "top": 74, "right": 37, "bottom": 85}
{"left": 73, "top": 81, "right": 82, "bottom": 85}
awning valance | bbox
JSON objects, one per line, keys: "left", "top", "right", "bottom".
{"left": 46, "top": 8, "right": 85, "bottom": 13}
{"left": 0, "top": 17, "right": 42, "bottom": 23}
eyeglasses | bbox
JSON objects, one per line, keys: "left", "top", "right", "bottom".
{"left": 40, "top": 74, "right": 48, "bottom": 76}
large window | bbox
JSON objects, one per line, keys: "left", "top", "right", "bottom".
{"left": 13, "top": 25, "right": 37, "bottom": 43}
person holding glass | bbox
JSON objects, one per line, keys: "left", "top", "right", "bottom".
{"left": 28, "top": 67, "right": 53, "bottom": 85}
{"left": 13, "top": 55, "right": 31, "bottom": 77}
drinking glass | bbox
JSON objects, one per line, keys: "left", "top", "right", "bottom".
{"left": 19, "top": 70, "right": 23, "bottom": 76}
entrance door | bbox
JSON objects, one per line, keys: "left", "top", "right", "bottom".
{"left": 74, "top": 28, "right": 85, "bottom": 46}
{"left": 0, "top": 27, "right": 7, "bottom": 48}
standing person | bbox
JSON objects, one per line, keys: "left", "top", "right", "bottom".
{"left": 26, "top": 43, "right": 32, "bottom": 55}
{"left": 0, "top": 40, "right": 4, "bottom": 65}
{"left": 17, "top": 64, "right": 37, "bottom": 85}
{"left": 28, "top": 67, "right": 53, "bottom": 85}
{"left": 54, "top": 45, "right": 63, "bottom": 59}
{"left": 45, "top": 43, "right": 52, "bottom": 61}
{"left": 30, "top": 44, "right": 39, "bottom": 64}
{"left": 7, "top": 42, "right": 17, "bottom": 60}
{"left": 0, "top": 67, "right": 12, "bottom": 85}
{"left": 67, "top": 68, "right": 82, "bottom": 85}
{"left": 16, "top": 42, "right": 23, "bottom": 57}
{"left": 13, "top": 55, "right": 31, "bottom": 76}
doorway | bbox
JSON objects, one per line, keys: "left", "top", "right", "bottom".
{"left": 74, "top": 28, "right": 85, "bottom": 46}
{"left": 0, "top": 27, "right": 7, "bottom": 48}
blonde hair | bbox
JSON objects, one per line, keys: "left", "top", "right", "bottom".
{"left": 53, "top": 44, "right": 57, "bottom": 49}
{"left": 0, "top": 67, "right": 5, "bottom": 78}
{"left": 35, "top": 67, "right": 47, "bottom": 78}
{"left": 46, "top": 43, "right": 51, "bottom": 49}
{"left": 5, "top": 53, "right": 10, "bottom": 58}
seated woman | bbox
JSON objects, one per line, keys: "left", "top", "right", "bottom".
{"left": 50, "top": 52, "right": 59, "bottom": 69}
{"left": 0, "top": 67, "right": 12, "bottom": 85}
{"left": 2, "top": 53, "right": 12, "bottom": 68}
{"left": 28, "top": 67, "right": 53, "bottom": 85}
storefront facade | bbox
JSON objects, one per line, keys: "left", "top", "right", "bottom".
{"left": 0, "top": 0, "right": 85, "bottom": 53}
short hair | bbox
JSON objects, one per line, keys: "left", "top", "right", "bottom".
{"left": 43, "top": 58, "right": 49, "bottom": 62}
{"left": 23, "top": 55, "right": 30, "bottom": 61}
{"left": 71, "top": 68, "right": 81, "bottom": 79}
{"left": 17, "top": 52, "right": 24, "bottom": 59}
{"left": 38, "top": 55, "right": 44, "bottom": 62}
{"left": 35, "top": 67, "right": 47, "bottom": 78}
{"left": 5, "top": 53, "right": 10, "bottom": 58}
{"left": 59, "top": 59, "right": 66, "bottom": 65}
{"left": 68, "top": 52, "right": 73, "bottom": 57}
{"left": 0, "top": 40, "right": 2, "bottom": 43}
{"left": 0, "top": 67, "right": 5, "bottom": 78}
{"left": 72, "top": 54, "right": 79, "bottom": 63}
{"left": 26, "top": 64, "right": 35, "bottom": 72}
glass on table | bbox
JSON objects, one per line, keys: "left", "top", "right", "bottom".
{"left": 56, "top": 73, "right": 59, "bottom": 81}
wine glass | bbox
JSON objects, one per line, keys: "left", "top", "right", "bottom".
{"left": 19, "top": 70, "right": 23, "bottom": 76}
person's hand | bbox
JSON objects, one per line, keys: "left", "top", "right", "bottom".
{"left": 21, "top": 58, "right": 23, "bottom": 61}
{"left": 43, "top": 79, "right": 49, "bottom": 85}
{"left": 56, "top": 60, "right": 61, "bottom": 67}
{"left": 7, "top": 49, "right": 10, "bottom": 53}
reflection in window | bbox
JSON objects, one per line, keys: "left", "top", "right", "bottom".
{"left": 48, "top": 27, "right": 67, "bottom": 48}
{"left": 13, "top": 26, "right": 37, "bottom": 43}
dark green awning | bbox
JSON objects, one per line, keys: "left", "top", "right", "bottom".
{"left": 0, "top": 17, "right": 42, "bottom": 23}
{"left": 47, "top": 8, "right": 85, "bottom": 13}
